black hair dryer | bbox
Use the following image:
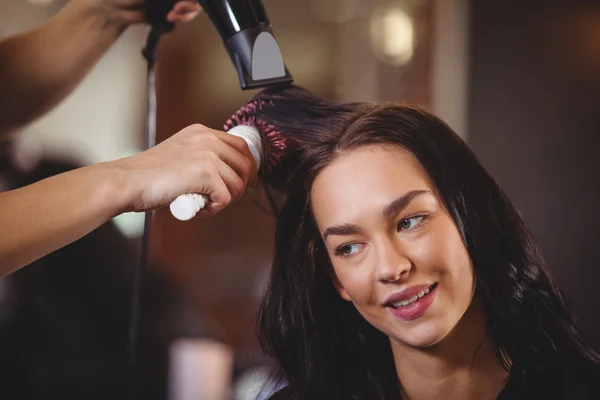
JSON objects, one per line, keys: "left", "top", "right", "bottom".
{"left": 147, "top": 0, "right": 294, "bottom": 90}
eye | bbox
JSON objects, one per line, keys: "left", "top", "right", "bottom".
{"left": 397, "top": 215, "right": 426, "bottom": 231}
{"left": 334, "top": 243, "right": 365, "bottom": 259}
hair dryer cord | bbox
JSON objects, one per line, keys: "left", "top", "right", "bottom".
{"left": 127, "top": 26, "right": 163, "bottom": 400}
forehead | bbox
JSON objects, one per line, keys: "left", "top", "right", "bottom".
{"left": 310, "top": 144, "right": 434, "bottom": 226}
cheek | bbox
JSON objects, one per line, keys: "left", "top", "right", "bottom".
{"left": 413, "top": 220, "right": 474, "bottom": 285}
{"left": 435, "top": 234, "right": 475, "bottom": 299}
{"left": 331, "top": 263, "right": 376, "bottom": 304}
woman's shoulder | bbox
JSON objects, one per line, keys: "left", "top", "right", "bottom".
{"left": 559, "top": 361, "right": 600, "bottom": 399}
{"left": 497, "top": 366, "right": 600, "bottom": 400}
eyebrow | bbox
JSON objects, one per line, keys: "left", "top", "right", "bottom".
{"left": 323, "top": 223, "right": 362, "bottom": 241}
{"left": 322, "top": 190, "right": 431, "bottom": 241}
{"left": 382, "top": 189, "right": 430, "bottom": 219}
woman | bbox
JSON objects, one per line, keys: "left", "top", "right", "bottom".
{"left": 246, "top": 86, "right": 600, "bottom": 399}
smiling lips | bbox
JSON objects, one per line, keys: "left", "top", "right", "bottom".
{"left": 385, "top": 283, "right": 438, "bottom": 321}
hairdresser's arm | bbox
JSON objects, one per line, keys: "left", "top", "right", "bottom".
{"left": 0, "top": 124, "right": 255, "bottom": 276}
{"left": 0, "top": 0, "right": 200, "bottom": 137}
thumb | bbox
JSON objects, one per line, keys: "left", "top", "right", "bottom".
{"left": 167, "top": 1, "right": 203, "bottom": 23}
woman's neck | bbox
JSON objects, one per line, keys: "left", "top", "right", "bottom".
{"left": 391, "top": 297, "right": 509, "bottom": 400}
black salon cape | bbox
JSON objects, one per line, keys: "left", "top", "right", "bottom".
{"left": 268, "top": 368, "right": 600, "bottom": 400}
{"left": 496, "top": 368, "right": 599, "bottom": 400}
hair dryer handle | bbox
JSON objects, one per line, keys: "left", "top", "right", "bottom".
{"left": 169, "top": 125, "right": 262, "bottom": 221}
{"left": 146, "top": 0, "right": 177, "bottom": 32}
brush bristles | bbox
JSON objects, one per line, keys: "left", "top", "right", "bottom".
{"left": 224, "top": 99, "right": 288, "bottom": 172}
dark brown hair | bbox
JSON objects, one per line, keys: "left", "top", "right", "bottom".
{"left": 249, "top": 85, "right": 600, "bottom": 399}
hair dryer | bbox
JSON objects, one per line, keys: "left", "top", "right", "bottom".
{"left": 147, "top": 0, "right": 293, "bottom": 90}
{"left": 127, "top": 3, "right": 292, "bottom": 398}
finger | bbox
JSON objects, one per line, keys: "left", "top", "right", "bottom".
{"left": 217, "top": 160, "right": 246, "bottom": 203}
{"left": 214, "top": 159, "right": 246, "bottom": 204}
{"left": 116, "top": 9, "right": 146, "bottom": 24}
{"left": 112, "top": 0, "right": 145, "bottom": 10}
{"left": 207, "top": 136, "right": 255, "bottom": 188}
{"left": 167, "top": 1, "right": 203, "bottom": 23}
{"left": 194, "top": 174, "right": 231, "bottom": 218}
{"left": 187, "top": 126, "right": 255, "bottom": 163}
{"left": 168, "top": 10, "right": 202, "bottom": 24}
{"left": 220, "top": 132, "right": 258, "bottom": 187}
{"left": 209, "top": 129, "right": 258, "bottom": 181}
{"left": 194, "top": 162, "right": 244, "bottom": 217}
{"left": 210, "top": 129, "right": 256, "bottom": 158}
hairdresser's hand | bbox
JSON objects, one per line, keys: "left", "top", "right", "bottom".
{"left": 0, "top": 0, "right": 202, "bottom": 137}
{"left": 113, "top": 124, "right": 256, "bottom": 217}
{"left": 84, "top": 0, "right": 202, "bottom": 28}
{"left": 166, "top": 1, "right": 203, "bottom": 23}
{"left": 0, "top": 124, "right": 253, "bottom": 274}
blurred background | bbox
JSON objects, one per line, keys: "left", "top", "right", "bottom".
{"left": 0, "top": 0, "right": 599, "bottom": 398}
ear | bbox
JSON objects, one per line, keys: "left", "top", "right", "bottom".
{"left": 331, "top": 275, "right": 352, "bottom": 302}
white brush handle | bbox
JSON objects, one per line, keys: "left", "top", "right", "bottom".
{"left": 169, "top": 125, "right": 262, "bottom": 221}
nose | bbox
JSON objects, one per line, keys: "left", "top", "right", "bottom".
{"left": 375, "top": 238, "right": 412, "bottom": 283}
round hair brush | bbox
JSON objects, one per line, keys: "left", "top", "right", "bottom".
{"left": 169, "top": 99, "right": 288, "bottom": 221}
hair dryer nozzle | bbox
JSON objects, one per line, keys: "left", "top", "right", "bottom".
{"left": 146, "top": 0, "right": 294, "bottom": 90}
{"left": 199, "top": 0, "right": 293, "bottom": 90}
{"left": 226, "top": 27, "right": 293, "bottom": 90}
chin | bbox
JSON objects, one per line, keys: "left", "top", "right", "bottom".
{"left": 391, "top": 321, "right": 454, "bottom": 349}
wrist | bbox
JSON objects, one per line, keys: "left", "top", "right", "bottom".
{"left": 90, "top": 161, "right": 137, "bottom": 216}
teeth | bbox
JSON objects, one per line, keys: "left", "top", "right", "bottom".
{"left": 392, "top": 285, "right": 434, "bottom": 308}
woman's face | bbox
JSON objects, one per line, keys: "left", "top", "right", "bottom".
{"left": 310, "top": 144, "right": 477, "bottom": 348}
